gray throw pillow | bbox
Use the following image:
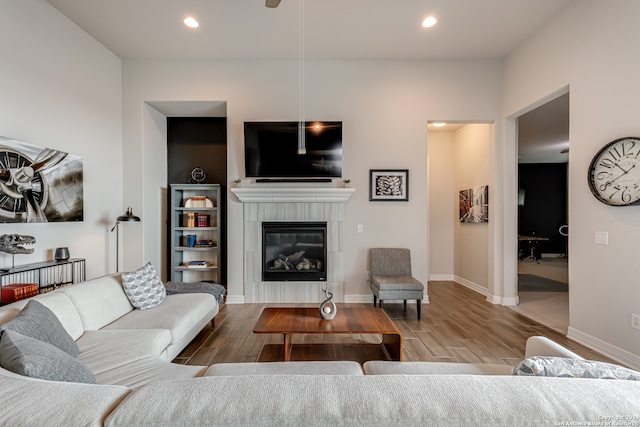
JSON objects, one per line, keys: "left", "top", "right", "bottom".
{"left": 1, "top": 299, "right": 79, "bottom": 357}
{"left": 512, "top": 356, "right": 640, "bottom": 380}
{"left": 0, "top": 329, "right": 96, "bottom": 384}
{"left": 121, "top": 262, "right": 167, "bottom": 310}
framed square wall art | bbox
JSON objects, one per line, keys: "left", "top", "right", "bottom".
{"left": 459, "top": 185, "right": 489, "bottom": 223}
{"left": 369, "top": 169, "right": 409, "bottom": 201}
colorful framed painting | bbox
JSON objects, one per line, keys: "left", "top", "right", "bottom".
{"left": 459, "top": 185, "right": 489, "bottom": 223}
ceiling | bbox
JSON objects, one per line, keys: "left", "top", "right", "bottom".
{"left": 517, "top": 93, "right": 569, "bottom": 164}
{"left": 46, "top": 0, "right": 571, "bottom": 61}
{"left": 45, "top": 0, "right": 572, "bottom": 162}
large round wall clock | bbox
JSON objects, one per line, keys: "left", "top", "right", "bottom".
{"left": 588, "top": 136, "right": 640, "bottom": 206}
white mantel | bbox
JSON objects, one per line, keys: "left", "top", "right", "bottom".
{"left": 231, "top": 187, "right": 355, "bottom": 203}
{"left": 232, "top": 186, "right": 354, "bottom": 303}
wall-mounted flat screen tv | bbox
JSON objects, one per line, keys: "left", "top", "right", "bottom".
{"left": 244, "top": 121, "right": 342, "bottom": 178}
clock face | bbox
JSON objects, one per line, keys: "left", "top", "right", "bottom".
{"left": 588, "top": 137, "right": 640, "bottom": 206}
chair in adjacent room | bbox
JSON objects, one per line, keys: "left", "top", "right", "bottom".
{"left": 369, "top": 248, "right": 424, "bottom": 319}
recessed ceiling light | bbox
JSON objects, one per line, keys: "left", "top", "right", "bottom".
{"left": 422, "top": 16, "right": 437, "bottom": 28}
{"left": 184, "top": 17, "right": 199, "bottom": 28}
{"left": 432, "top": 122, "right": 446, "bottom": 127}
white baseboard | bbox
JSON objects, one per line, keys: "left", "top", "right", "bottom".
{"left": 225, "top": 295, "right": 245, "bottom": 304}
{"left": 452, "top": 276, "right": 517, "bottom": 306}
{"left": 453, "top": 275, "right": 488, "bottom": 297}
{"left": 429, "top": 274, "right": 454, "bottom": 281}
{"left": 567, "top": 327, "right": 640, "bottom": 371}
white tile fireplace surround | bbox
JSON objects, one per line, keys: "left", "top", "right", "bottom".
{"left": 231, "top": 187, "right": 355, "bottom": 303}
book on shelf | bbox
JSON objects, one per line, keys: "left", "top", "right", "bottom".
{"left": 184, "top": 196, "right": 214, "bottom": 208}
{"left": 196, "top": 213, "right": 210, "bottom": 227}
{"left": 1, "top": 283, "right": 39, "bottom": 303}
{"left": 185, "top": 212, "right": 196, "bottom": 228}
{"left": 195, "top": 240, "right": 214, "bottom": 247}
{"left": 184, "top": 261, "right": 210, "bottom": 268}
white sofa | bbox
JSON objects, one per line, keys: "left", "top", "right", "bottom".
{"left": 1, "top": 274, "right": 640, "bottom": 426}
{"left": 0, "top": 273, "right": 218, "bottom": 388}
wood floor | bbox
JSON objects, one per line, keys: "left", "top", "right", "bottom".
{"left": 173, "top": 281, "right": 615, "bottom": 367}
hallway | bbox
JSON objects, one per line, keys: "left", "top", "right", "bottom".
{"left": 509, "top": 257, "right": 569, "bottom": 334}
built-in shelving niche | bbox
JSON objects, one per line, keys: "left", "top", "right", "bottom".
{"left": 167, "top": 117, "right": 227, "bottom": 287}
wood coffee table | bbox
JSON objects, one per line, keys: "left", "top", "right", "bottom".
{"left": 253, "top": 306, "right": 402, "bottom": 362}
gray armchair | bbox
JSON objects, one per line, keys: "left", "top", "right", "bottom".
{"left": 369, "top": 248, "right": 424, "bottom": 319}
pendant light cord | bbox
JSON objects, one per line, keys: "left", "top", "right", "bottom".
{"left": 297, "top": 0, "right": 306, "bottom": 154}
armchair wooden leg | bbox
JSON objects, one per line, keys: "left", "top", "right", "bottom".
{"left": 379, "top": 300, "right": 384, "bottom": 308}
{"left": 417, "top": 300, "right": 421, "bottom": 320}
{"left": 373, "top": 295, "right": 377, "bottom": 307}
{"left": 403, "top": 300, "right": 407, "bottom": 310}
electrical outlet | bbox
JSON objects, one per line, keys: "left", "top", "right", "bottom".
{"left": 632, "top": 313, "right": 640, "bottom": 330}
{"left": 357, "top": 224, "right": 364, "bottom": 233}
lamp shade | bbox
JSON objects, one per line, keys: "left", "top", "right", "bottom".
{"left": 116, "top": 207, "right": 141, "bottom": 222}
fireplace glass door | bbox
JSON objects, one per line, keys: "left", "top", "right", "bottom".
{"left": 262, "top": 222, "right": 327, "bottom": 281}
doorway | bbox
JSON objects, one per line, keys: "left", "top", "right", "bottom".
{"left": 510, "top": 92, "right": 569, "bottom": 333}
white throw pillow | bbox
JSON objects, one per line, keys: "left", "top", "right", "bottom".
{"left": 121, "top": 262, "right": 166, "bottom": 310}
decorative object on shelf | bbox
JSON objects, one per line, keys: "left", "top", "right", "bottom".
{"left": 185, "top": 196, "right": 214, "bottom": 208}
{"left": 233, "top": 179, "right": 242, "bottom": 188}
{"left": 186, "top": 235, "right": 196, "bottom": 247}
{"left": 319, "top": 283, "right": 337, "bottom": 320}
{"left": 0, "top": 234, "right": 35, "bottom": 269}
{"left": 369, "top": 169, "right": 409, "bottom": 201}
{"left": 342, "top": 179, "right": 351, "bottom": 188}
{"left": 54, "top": 247, "right": 70, "bottom": 261}
{"left": 190, "top": 167, "right": 207, "bottom": 184}
{"left": 110, "top": 207, "right": 141, "bottom": 272}
{"left": 587, "top": 136, "right": 640, "bottom": 206}
{"left": 459, "top": 185, "right": 489, "bottom": 223}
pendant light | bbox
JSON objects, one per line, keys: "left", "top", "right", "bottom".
{"left": 297, "top": 0, "right": 306, "bottom": 155}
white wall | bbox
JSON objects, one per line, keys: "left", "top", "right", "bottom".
{"left": 121, "top": 59, "right": 501, "bottom": 302}
{"left": 453, "top": 124, "right": 492, "bottom": 291}
{"left": 428, "top": 132, "right": 455, "bottom": 279}
{"left": 502, "top": 0, "right": 640, "bottom": 367}
{"left": 0, "top": 0, "right": 122, "bottom": 279}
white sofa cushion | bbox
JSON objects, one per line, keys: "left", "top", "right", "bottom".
{"left": 0, "top": 291, "right": 85, "bottom": 341}
{"left": 63, "top": 274, "right": 133, "bottom": 330}
{"left": 524, "top": 336, "right": 584, "bottom": 359}
{"left": 0, "top": 365, "right": 130, "bottom": 427}
{"left": 104, "top": 375, "right": 640, "bottom": 426}
{"left": 205, "top": 361, "right": 364, "bottom": 376}
{"left": 78, "top": 329, "right": 171, "bottom": 371}
{"left": 102, "top": 293, "right": 218, "bottom": 361}
{"left": 32, "top": 292, "right": 85, "bottom": 340}
{"left": 93, "top": 355, "right": 206, "bottom": 388}
{"left": 121, "top": 262, "right": 166, "bottom": 310}
{"left": 363, "top": 361, "right": 512, "bottom": 375}
{"left": 77, "top": 329, "right": 204, "bottom": 387}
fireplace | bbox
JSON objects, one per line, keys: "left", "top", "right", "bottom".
{"left": 262, "top": 222, "right": 327, "bottom": 282}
